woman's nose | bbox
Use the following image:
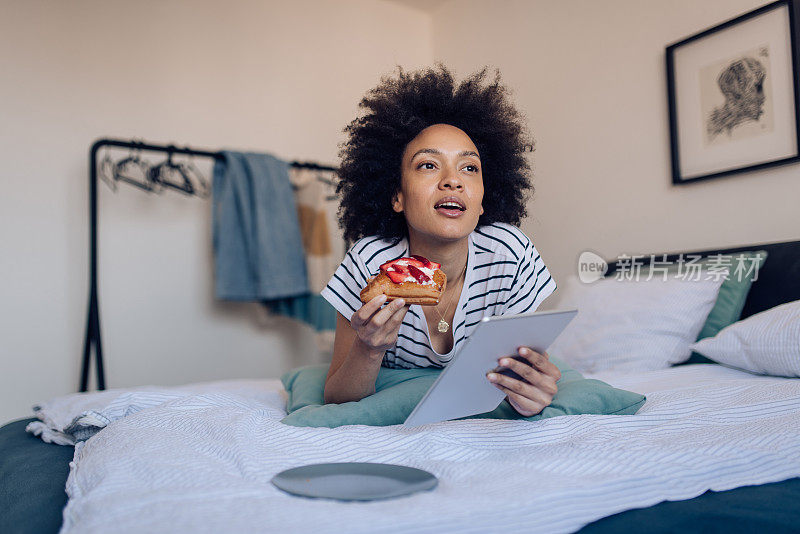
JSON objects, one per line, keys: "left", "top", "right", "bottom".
{"left": 439, "top": 166, "right": 463, "bottom": 190}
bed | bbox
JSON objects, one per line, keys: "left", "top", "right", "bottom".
{"left": 2, "top": 239, "right": 799, "bottom": 533}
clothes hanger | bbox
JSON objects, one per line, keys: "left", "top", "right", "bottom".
{"left": 179, "top": 152, "right": 211, "bottom": 198}
{"left": 149, "top": 146, "right": 195, "bottom": 196}
{"left": 289, "top": 163, "right": 338, "bottom": 192}
{"left": 289, "top": 166, "right": 315, "bottom": 190}
{"left": 98, "top": 149, "right": 118, "bottom": 192}
{"left": 113, "top": 142, "right": 159, "bottom": 192}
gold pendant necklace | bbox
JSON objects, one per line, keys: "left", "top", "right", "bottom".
{"left": 437, "top": 318, "right": 450, "bottom": 333}
{"left": 435, "top": 264, "right": 467, "bottom": 333}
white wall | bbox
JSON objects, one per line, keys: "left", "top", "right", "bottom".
{"left": 0, "top": 0, "right": 433, "bottom": 424}
{"left": 430, "top": 0, "right": 800, "bottom": 296}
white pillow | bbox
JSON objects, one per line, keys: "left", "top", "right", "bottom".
{"left": 547, "top": 274, "right": 724, "bottom": 373}
{"left": 690, "top": 300, "right": 800, "bottom": 377}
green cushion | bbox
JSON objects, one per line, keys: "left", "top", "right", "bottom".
{"left": 678, "top": 250, "right": 768, "bottom": 364}
{"left": 280, "top": 356, "right": 645, "bottom": 428}
{"left": 695, "top": 250, "right": 768, "bottom": 339}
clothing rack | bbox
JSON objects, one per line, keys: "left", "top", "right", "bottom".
{"left": 80, "top": 138, "right": 337, "bottom": 392}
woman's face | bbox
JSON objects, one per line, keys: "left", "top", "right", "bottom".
{"left": 393, "top": 124, "right": 484, "bottom": 244}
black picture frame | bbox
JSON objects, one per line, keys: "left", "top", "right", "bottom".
{"left": 666, "top": 0, "right": 800, "bottom": 184}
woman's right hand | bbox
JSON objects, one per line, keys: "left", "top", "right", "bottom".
{"left": 349, "top": 295, "right": 409, "bottom": 355}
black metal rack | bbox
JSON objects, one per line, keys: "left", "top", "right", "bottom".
{"left": 80, "top": 138, "right": 337, "bottom": 392}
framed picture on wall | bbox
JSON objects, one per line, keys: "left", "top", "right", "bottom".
{"left": 666, "top": 0, "right": 800, "bottom": 184}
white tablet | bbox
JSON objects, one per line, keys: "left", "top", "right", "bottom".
{"left": 403, "top": 308, "right": 577, "bottom": 427}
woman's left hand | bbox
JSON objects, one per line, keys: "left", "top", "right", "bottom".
{"left": 487, "top": 347, "right": 561, "bottom": 416}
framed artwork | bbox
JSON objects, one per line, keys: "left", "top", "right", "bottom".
{"left": 666, "top": 0, "right": 800, "bottom": 184}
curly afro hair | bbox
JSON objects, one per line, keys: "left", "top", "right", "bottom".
{"left": 336, "top": 63, "right": 534, "bottom": 244}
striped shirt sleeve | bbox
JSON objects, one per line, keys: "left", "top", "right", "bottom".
{"left": 501, "top": 241, "right": 557, "bottom": 316}
{"left": 320, "top": 244, "right": 371, "bottom": 321}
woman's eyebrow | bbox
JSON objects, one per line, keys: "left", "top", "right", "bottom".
{"left": 411, "top": 148, "right": 481, "bottom": 159}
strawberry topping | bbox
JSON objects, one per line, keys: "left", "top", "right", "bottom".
{"left": 409, "top": 255, "right": 441, "bottom": 270}
{"left": 381, "top": 261, "right": 406, "bottom": 275}
{"left": 406, "top": 264, "right": 431, "bottom": 283}
{"left": 407, "top": 259, "right": 424, "bottom": 268}
{"left": 410, "top": 254, "right": 431, "bottom": 268}
{"left": 379, "top": 256, "right": 439, "bottom": 285}
{"left": 386, "top": 270, "right": 407, "bottom": 284}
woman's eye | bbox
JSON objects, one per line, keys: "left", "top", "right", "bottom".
{"left": 418, "top": 162, "right": 436, "bottom": 170}
{"left": 464, "top": 164, "right": 480, "bottom": 173}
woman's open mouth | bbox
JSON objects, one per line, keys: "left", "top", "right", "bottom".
{"left": 434, "top": 197, "right": 466, "bottom": 217}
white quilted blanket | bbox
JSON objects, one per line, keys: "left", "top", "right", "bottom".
{"left": 31, "top": 365, "right": 800, "bottom": 534}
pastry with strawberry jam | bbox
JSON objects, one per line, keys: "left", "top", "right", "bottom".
{"left": 360, "top": 255, "right": 446, "bottom": 306}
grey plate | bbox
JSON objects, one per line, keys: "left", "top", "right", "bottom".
{"left": 271, "top": 462, "right": 438, "bottom": 501}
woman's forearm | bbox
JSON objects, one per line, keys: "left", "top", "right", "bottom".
{"left": 323, "top": 338, "right": 384, "bottom": 404}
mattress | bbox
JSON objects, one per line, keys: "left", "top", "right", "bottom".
{"left": 2, "top": 364, "right": 799, "bottom": 533}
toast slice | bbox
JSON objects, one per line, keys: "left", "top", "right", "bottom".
{"left": 360, "top": 269, "right": 446, "bottom": 306}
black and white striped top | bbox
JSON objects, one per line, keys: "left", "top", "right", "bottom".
{"left": 320, "top": 222, "right": 557, "bottom": 369}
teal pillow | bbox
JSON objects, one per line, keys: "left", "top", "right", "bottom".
{"left": 679, "top": 250, "right": 768, "bottom": 364}
{"left": 280, "top": 356, "right": 645, "bottom": 428}
{"left": 695, "top": 250, "right": 768, "bottom": 340}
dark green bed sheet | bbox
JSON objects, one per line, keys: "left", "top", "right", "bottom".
{"left": 2, "top": 417, "right": 799, "bottom": 533}
{"left": 0, "top": 418, "right": 74, "bottom": 534}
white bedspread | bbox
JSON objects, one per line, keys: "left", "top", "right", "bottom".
{"left": 36, "top": 365, "right": 800, "bottom": 534}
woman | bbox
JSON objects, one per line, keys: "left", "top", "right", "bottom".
{"left": 320, "top": 65, "right": 560, "bottom": 417}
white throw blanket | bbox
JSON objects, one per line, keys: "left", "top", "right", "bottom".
{"left": 26, "top": 379, "right": 285, "bottom": 445}
{"left": 28, "top": 365, "right": 800, "bottom": 534}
